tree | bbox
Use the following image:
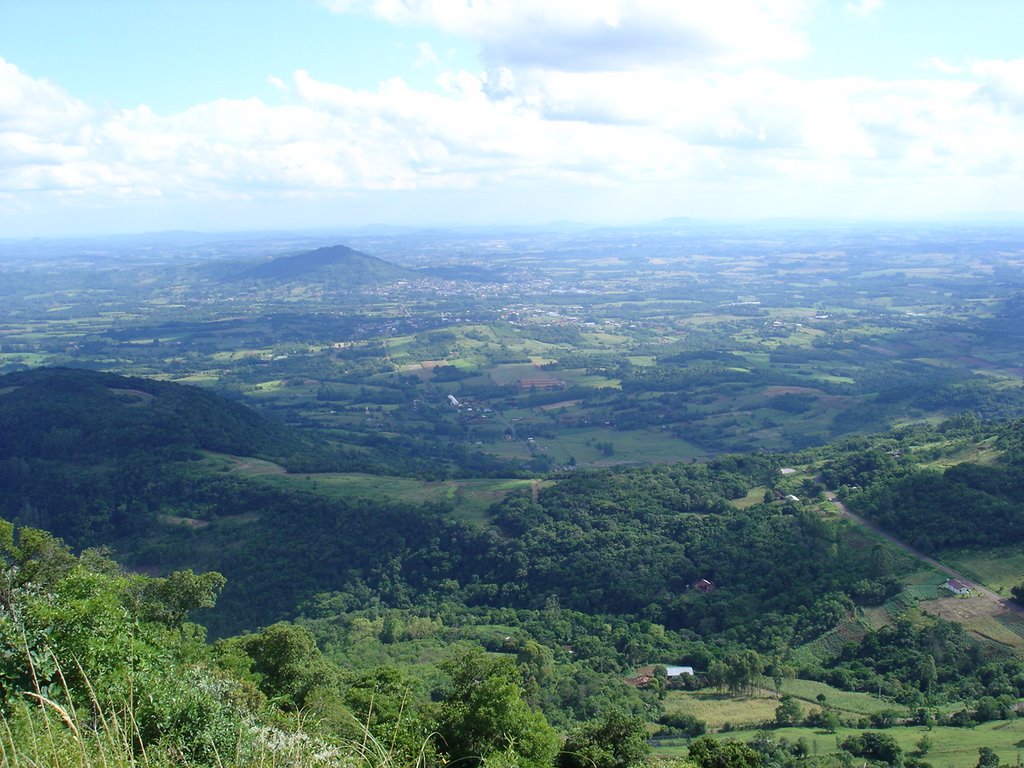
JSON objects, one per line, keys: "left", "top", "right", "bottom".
{"left": 769, "top": 658, "right": 793, "bottom": 697}
{"left": 870, "top": 543, "right": 896, "bottom": 579}
{"left": 820, "top": 708, "right": 841, "bottom": 734}
{"left": 915, "top": 734, "right": 932, "bottom": 756}
{"left": 841, "top": 732, "right": 902, "bottom": 766}
{"left": 380, "top": 612, "right": 398, "bottom": 644}
{"left": 977, "top": 747, "right": 1001, "bottom": 768}
{"left": 559, "top": 709, "right": 651, "bottom": 768}
{"left": 774, "top": 695, "right": 803, "bottom": 726}
{"left": 801, "top": 478, "right": 824, "bottom": 499}
{"left": 137, "top": 568, "right": 226, "bottom": 627}
{"left": 724, "top": 649, "right": 763, "bottom": 694}
{"left": 334, "top": 665, "right": 433, "bottom": 765}
{"left": 658, "top": 712, "right": 706, "bottom": 738}
{"left": 688, "top": 736, "right": 759, "bottom": 768}
{"left": 1, "top": 524, "right": 77, "bottom": 588}
{"left": 0, "top": 525, "right": 244, "bottom": 763}
{"left": 707, "top": 659, "right": 728, "bottom": 692}
{"left": 236, "top": 621, "right": 333, "bottom": 709}
{"left": 974, "top": 696, "right": 1003, "bottom": 723}
{"left": 915, "top": 654, "right": 938, "bottom": 693}
{"left": 651, "top": 664, "right": 668, "bottom": 700}
{"left": 517, "top": 639, "right": 555, "bottom": 706}
{"left": 437, "top": 648, "right": 558, "bottom": 768}
{"left": 1012, "top": 582, "right": 1024, "bottom": 603}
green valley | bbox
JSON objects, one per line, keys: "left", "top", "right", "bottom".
{"left": 2, "top": 225, "right": 1024, "bottom": 767}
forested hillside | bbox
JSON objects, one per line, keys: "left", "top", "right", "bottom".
{"left": 825, "top": 417, "right": 1024, "bottom": 551}
{"left": 5, "top": 367, "right": 1024, "bottom": 766}
{"left": 0, "top": 369, "right": 896, "bottom": 641}
{"left": 0, "top": 366, "right": 321, "bottom": 463}
{"left": 0, "top": 367, "right": 356, "bottom": 545}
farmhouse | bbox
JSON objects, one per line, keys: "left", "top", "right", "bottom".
{"left": 625, "top": 665, "right": 696, "bottom": 688}
{"left": 624, "top": 674, "right": 655, "bottom": 688}
{"left": 945, "top": 578, "right": 972, "bottom": 596}
{"left": 664, "top": 666, "right": 695, "bottom": 677}
{"left": 694, "top": 578, "right": 716, "bottom": 593}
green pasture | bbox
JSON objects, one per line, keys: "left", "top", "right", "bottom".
{"left": 944, "top": 548, "right": 1024, "bottom": 596}
{"left": 507, "top": 338, "right": 563, "bottom": 357}
{"left": 914, "top": 356, "right": 962, "bottom": 368}
{"left": 959, "top": 614, "right": 1024, "bottom": 650}
{"left": 209, "top": 348, "right": 273, "bottom": 361}
{"left": 222, "top": 457, "right": 545, "bottom": 521}
{"left": 580, "top": 331, "right": 630, "bottom": 345}
{"left": 655, "top": 720, "right": 1024, "bottom": 768}
{"left": 663, "top": 677, "right": 899, "bottom": 734}
{"left": 788, "top": 621, "right": 869, "bottom": 669}
{"left": 626, "top": 355, "right": 657, "bottom": 366}
{"left": 489, "top": 362, "right": 549, "bottom": 385}
{"left": 201, "top": 453, "right": 286, "bottom": 476}
{"left": 480, "top": 438, "right": 535, "bottom": 460}
{"left": 661, "top": 690, "right": 783, "bottom": 730}
{"left": 168, "top": 372, "right": 220, "bottom": 385}
{"left": 924, "top": 437, "right": 1003, "bottom": 469}
{"left": 903, "top": 568, "right": 948, "bottom": 587}
{"left": 810, "top": 373, "right": 857, "bottom": 384}
{"left": 729, "top": 486, "right": 768, "bottom": 509}
{"left": 557, "top": 368, "right": 621, "bottom": 388}
{"left": 537, "top": 426, "right": 703, "bottom": 466}
{"left": 0, "top": 352, "right": 50, "bottom": 366}
{"left": 772, "top": 677, "right": 902, "bottom": 716}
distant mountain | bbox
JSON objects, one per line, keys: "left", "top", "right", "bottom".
{"left": 239, "top": 244, "right": 411, "bottom": 284}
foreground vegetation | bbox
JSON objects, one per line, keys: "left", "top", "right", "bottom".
{"left": 5, "top": 517, "right": 1024, "bottom": 768}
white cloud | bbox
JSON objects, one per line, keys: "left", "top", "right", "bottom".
{"left": 845, "top": 0, "right": 884, "bottom": 17}
{"left": 926, "top": 57, "right": 964, "bottom": 75}
{"left": 0, "top": 58, "right": 90, "bottom": 137}
{"left": 971, "top": 58, "right": 1024, "bottom": 114}
{"left": 325, "top": 0, "right": 813, "bottom": 70}
{"left": 414, "top": 42, "right": 441, "bottom": 69}
{"left": 3, "top": 29, "right": 1024, "bottom": 231}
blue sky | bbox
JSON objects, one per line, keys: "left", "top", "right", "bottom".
{"left": 2, "top": 0, "right": 1023, "bottom": 236}
{"left": 1, "top": 1, "right": 478, "bottom": 111}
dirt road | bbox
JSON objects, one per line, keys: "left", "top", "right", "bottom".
{"left": 825, "top": 492, "right": 1024, "bottom": 618}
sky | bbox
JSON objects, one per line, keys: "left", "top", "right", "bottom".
{"left": 2, "top": 0, "right": 1024, "bottom": 237}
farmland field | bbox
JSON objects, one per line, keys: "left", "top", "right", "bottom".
{"left": 655, "top": 721, "right": 1024, "bottom": 768}
{"left": 214, "top": 453, "right": 545, "bottom": 521}
{"left": 944, "top": 548, "right": 1024, "bottom": 596}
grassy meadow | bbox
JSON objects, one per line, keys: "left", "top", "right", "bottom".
{"left": 206, "top": 451, "right": 544, "bottom": 522}
{"left": 655, "top": 721, "right": 1024, "bottom": 768}
{"left": 944, "top": 548, "right": 1024, "bottom": 597}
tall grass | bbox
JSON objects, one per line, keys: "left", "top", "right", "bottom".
{"left": 0, "top": 646, "right": 434, "bottom": 768}
{"left": 1, "top": 697, "right": 437, "bottom": 768}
